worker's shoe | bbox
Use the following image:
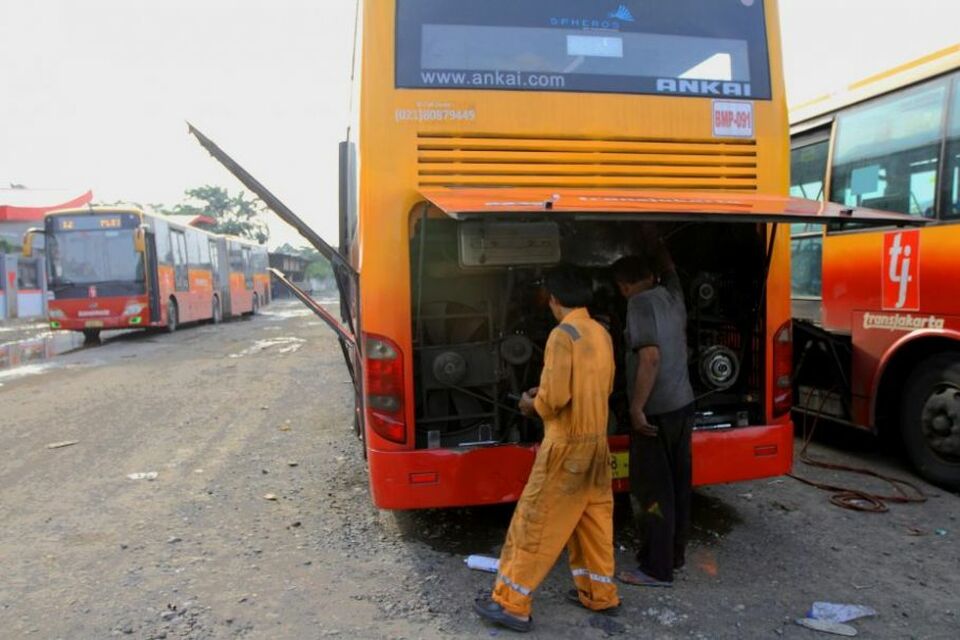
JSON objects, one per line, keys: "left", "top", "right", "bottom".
{"left": 474, "top": 597, "right": 533, "bottom": 633}
{"left": 565, "top": 589, "right": 620, "bottom": 616}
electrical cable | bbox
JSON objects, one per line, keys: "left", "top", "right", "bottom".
{"left": 788, "top": 385, "right": 927, "bottom": 512}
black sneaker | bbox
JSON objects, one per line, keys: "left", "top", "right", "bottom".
{"left": 473, "top": 597, "right": 533, "bottom": 633}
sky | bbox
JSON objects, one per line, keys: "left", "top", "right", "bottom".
{"left": 2, "top": 0, "right": 958, "bottom": 249}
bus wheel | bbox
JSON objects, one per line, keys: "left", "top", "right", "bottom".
{"left": 901, "top": 353, "right": 960, "bottom": 490}
{"left": 82, "top": 329, "right": 101, "bottom": 343}
{"left": 211, "top": 296, "right": 222, "bottom": 324}
{"left": 166, "top": 299, "right": 179, "bottom": 333}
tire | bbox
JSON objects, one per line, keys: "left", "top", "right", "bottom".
{"left": 82, "top": 329, "right": 101, "bottom": 343}
{"left": 166, "top": 299, "right": 178, "bottom": 333}
{"left": 900, "top": 352, "right": 960, "bottom": 490}
{"left": 211, "top": 296, "right": 222, "bottom": 325}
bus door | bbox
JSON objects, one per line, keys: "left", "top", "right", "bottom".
{"left": 242, "top": 247, "right": 253, "bottom": 290}
{"left": 144, "top": 231, "right": 161, "bottom": 323}
{"left": 188, "top": 125, "right": 360, "bottom": 394}
{"left": 171, "top": 229, "right": 189, "bottom": 292}
{"left": 209, "top": 238, "right": 230, "bottom": 313}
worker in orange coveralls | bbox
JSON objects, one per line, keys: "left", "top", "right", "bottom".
{"left": 474, "top": 268, "right": 620, "bottom": 633}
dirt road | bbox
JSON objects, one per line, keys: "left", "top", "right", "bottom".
{"left": 0, "top": 302, "right": 957, "bottom": 639}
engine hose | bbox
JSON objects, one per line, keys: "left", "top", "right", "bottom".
{"left": 788, "top": 385, "right": 927, "bottom": 512}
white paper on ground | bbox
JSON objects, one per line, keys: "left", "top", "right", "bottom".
{"left": 810, "top": 602, "right": 878, "bottom": 623}
{"left": 796, "top": 618, "right": 858, "bottom": 637}
{"left": 127, "top": 472, "right": 159, "bottom": 481}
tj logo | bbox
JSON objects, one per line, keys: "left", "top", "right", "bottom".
{"left": 882, "top": 230, "right": 920, "bottom": 311}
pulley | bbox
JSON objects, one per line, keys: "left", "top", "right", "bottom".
{"left": 699, "top": 345, "right": 740, "bottom": 390}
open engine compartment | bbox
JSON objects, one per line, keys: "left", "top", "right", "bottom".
{"left": 409, "top": 216, "right": 768, "bottom": 449}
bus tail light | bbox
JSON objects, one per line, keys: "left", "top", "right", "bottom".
{"left": 773, "top": 321, "right": 793, "bottom": 417}
{"left": 364, "top": 334, "right": 406, "bottom": 444}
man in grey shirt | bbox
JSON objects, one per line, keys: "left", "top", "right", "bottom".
{"left": 612, "top": 227, "right": 694, "bottom": 587}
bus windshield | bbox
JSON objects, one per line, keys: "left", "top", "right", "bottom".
{"left": 396, "top": 0, "right": 771, "bottom": 98}
{"left": 48, "top": 229, "right": 143, "bottom": 286}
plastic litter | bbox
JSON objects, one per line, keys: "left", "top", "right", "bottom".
{"left": 795, "top": 618, "right": 858, "bottom": 636}
{"left": 934, "top": 528, "right": 947, "bottom": 536}
{"left": 465, "top": 555, "right": 499, "bottom": 573}
{"left": 127, "top": 472, "right": 158, "bottom": 481}
{"left": 809, "top": 602, "right": 877, "bottom": 623}
{"left": 46, "top": 440, "right": 79, "bottom": 450}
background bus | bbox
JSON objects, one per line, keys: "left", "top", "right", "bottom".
{"left": 789, "top": 44, "right": 960, "bottom": 488}
{"left": 23, "top": 207, "right": 270, "bottom": 340}
{"left": 191, "top": 0, "right": 912, "bottom": 510}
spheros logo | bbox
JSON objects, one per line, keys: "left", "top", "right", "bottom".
{"left": 549, "top": 4, "right": 634, "bottom": 30}
{"left": 608, "top": 5, "right": 636, "bottom": 22}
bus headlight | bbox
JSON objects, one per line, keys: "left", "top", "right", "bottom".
{"left": 123, "top": 303, "right": 145, "bottom": 316}
{"left": 49, "top": 309, "right": 66, "bottom": 319}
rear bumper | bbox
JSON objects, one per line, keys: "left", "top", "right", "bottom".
{"left": 367, "top": 421, "right": 794, "bottom": 510}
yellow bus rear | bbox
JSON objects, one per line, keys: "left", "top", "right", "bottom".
{"left": 354, "top": 0, "right": 798, "bottom": 509}
{"left": 190, "top": 0, "right": 918, "bottom": 509}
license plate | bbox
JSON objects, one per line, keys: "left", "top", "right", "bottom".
{"left": 85, "top": 320, "right": 104, "bottom": 328}
{"left": 610, "top": 451, "right": 629, "bottom": 480}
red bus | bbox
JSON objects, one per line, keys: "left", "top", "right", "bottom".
{"left": 189, "top": 0, "right": 914, "bottom": 509}
{"left": 790, "top": 45, "right": 960, "bottom": 489}
{"left": 23, "top": 207, "right": 270, "bottom": 340}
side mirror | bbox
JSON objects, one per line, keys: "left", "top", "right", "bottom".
{"left": 21, "top": 228, "right": 41, "bottom": 258}
{"left": 134, "top": 227, "right": 147, "bottom": 253}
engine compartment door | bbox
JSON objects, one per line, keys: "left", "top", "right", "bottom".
{"left": 187, "top": 123, "right": 359, "bottom": 390}
{"left": 419, "top": 186, "right": 927, "bottom": 227}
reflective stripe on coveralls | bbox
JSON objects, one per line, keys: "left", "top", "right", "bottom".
{"left": 492, "top": 308, "right": 619, "bottom": 618}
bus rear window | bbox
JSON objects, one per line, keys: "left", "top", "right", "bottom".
{"left": 396, "top": 0, "right": 772, "bottom": 99}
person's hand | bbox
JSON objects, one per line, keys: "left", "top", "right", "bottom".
{"left": 519, "top": 390, "right": 538, "bottom": 418}
{"left": 631, "top": 410, "right": 658, "bottom": 437}
{"left": 527, "top": 387, "right": 539, "bottom": 397}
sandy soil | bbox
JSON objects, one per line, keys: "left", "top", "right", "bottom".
{"left": 0, "top": 301, "right": 956, "bottom": 639}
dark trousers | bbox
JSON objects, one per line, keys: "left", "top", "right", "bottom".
{"left": 629, "top": 403, "right": 693, "bottom": 582}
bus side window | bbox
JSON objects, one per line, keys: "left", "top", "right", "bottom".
{"left": 830, "top": 79, "right": 947, "bottom": 218}
{"left": 186, "top": 231, "right": 201, "bottom": 267}
{"left": 789, "top": 140, "right": 829, "bottom": 201}
{"left": 229, "top": 243, "right": 242, "bottom": 275}
{"left": 209, "top": 240, "right": 220, "bottom": 274}
{"left": 941, "top": 74, "right": 960, "bottom": 219}
{"left": 199, "top": 235, "right": 211, "bottom": 269}
{"left": 171, "top": 229, "right": 189, "bottom": 291}
{"left": 154, "top": 220, "right": 172, "bottom": 263}
{"left": 790, "top": 138, "right": 829, "bottom": 300}
{"left": 242, "top": 247, "right": 253, "bottom": 288}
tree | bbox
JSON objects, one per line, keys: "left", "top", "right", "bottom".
{"left": 172, "top": 186, "right": 270, "bottom": 244}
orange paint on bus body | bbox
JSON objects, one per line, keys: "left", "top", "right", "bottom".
{"left": 353, "top": 0, "right": 804, "bottom": 510}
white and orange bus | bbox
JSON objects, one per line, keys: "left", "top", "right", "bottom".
{"left": 192, "top": 0, "right": 914, "bottom": 509}
{"left": 790, "top": 45, "right": 960, "bottom": 488}
{"left": 24, "top": 207, "right": 269, "bottom": 339}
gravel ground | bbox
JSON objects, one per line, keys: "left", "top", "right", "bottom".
{"left": 0, "top": 301, "right": 956, "bottom": 639}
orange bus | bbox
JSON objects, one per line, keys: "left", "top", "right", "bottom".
{"left": 23, "top": 207, "right": 269, "bottom": 339}
{"left": 191, "top": 0, "right": 912, "bottom": 509}
{"left": 790, "top": 45, "right": 960, "bottom": 488}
